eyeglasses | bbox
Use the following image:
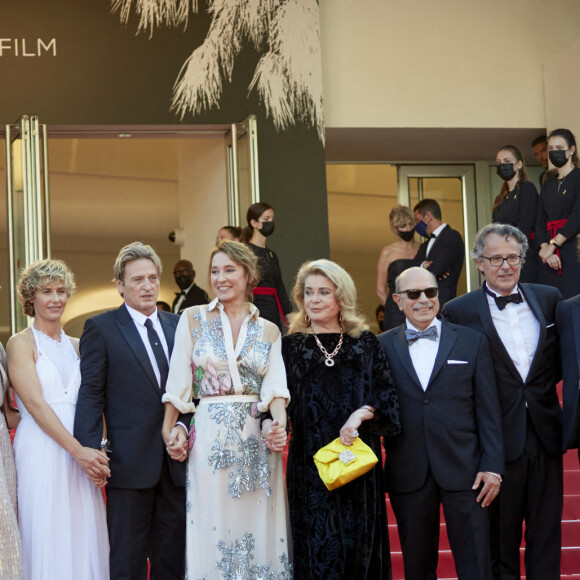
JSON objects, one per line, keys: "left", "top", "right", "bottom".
{"left": 481, "top": 255, "right": 522, "bottom": 267}
{"left": 397, "top": 287, "right": 438, "bottom": 300}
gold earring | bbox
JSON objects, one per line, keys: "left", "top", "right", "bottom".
{"left": 304, "top": 314, "right": 310, "bottom": 325}
{"left": 338, "top": 310, "right": 344, "bottom": 323}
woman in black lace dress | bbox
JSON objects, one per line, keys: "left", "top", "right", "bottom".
{"left": 265, "top": 259, "right": 401, "bottom": 579}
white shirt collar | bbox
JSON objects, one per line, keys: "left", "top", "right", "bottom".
{"left": 484, "top": 282, "right": 520, "bottom": 298}
{"left": 405, "top": 317, "right": 441, "bottom": 334}
{"left": 207, "top": 297, "right": 260, "bottom": 321}
{"left": 125, "top": 303, "right": 159, "bottom": 327}
{"left": 431, "top": 223, "right": 447, "bottom": 238}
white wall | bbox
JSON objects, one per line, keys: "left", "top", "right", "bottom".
{"left": 319, "top": 0, "right": 580, "bottom": 129}
{"left": 544, "top": 39, "right": 580, "bottom": 140}
{"left": 177, "top": 138, "right": 228, "bottom": 296}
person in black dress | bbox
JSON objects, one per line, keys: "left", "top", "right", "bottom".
{"left": 537, "top": 128, "right": 580, "bottom": 299}
{"left": 241, "top": 202, "right": 292, "bottom": 330}
{"left": 376, "top": 205, "right": 420, "bottom": 330}
{"left": 264, "top": 259, "right": 401, "bottom": 580}
{"left": 492, "top": 144, "right": 540, "bottom": 282}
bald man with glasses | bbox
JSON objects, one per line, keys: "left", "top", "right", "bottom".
{"left": 378, "top": 266, "right": 503, "bottom": 580}
{"left": 443, "top": 223, "right": 564, "bottom": 580}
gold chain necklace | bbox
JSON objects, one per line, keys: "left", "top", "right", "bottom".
{"left": 312, "top": 328, "right": 344, "bottom": 367}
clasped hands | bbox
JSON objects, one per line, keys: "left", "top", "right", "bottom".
{"left": 75, "top": 446, "right": 110, "bottom": 488}
{"left": 261, "top": 419, "right": 288, "bottom": 453}
{"left": 163, "top": 425, "right": 189, "bottom": 462}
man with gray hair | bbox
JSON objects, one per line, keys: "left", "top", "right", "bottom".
{"left": 443, "top": 223, "right": 563, "bottom": 580}
{"left": 75, "top": 241, "right": 190, "bottom": 580}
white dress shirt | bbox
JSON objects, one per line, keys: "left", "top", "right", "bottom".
{"left": 407, "top": 318, "right": 441, "bottom": 391}
{"left": 125, "top": 304, "right": 169, "bottom": 386}
{"left": 173, "top": 282, "right": 194, "bottom": 314}
{"left": 485, "top": 283, "right": 540, "bottom": 382}
{"left": 426, "top": 223, "right": 447, "bottom": 258}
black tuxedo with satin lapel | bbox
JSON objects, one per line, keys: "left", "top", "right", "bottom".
{"left": 74, "top": 304, "right": 189, "bottom": 580}
{"left": 413, "top": 225, "right": 465, "bottom": 306}
{"left": 379, "top": 319, "right": 503, "bottom": 492}
{"left": 443, "top": 283, "right": 563, "bottom": 461}
{"left": 378, "top": 319, "right": 502, "bottom": 580}
{"left": 557, "top": 294, "right": 580, "bottom": 453}
{"left": 443, "top": 283, "right": 563, "bottom": 580}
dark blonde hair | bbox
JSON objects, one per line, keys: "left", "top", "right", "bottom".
{"left": 18, "top": 259, "right": 76, "bottom": 317}
{"left": 209, "top": 240, "right": 260, "bottom": 301}
{"left": 389, "top": 205, "right": 414, "bottom": 229}
{"left": 288, "top": 259, "right": 368, "bottom": 338}
{"left": 113, "top": 242, "right": 162, "bottom": 282}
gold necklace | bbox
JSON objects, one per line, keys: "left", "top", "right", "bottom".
{"left": 312, "top": 327, "right": 344, "bottom": 367}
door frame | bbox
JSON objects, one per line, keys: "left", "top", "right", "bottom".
{"left": 397, "top": 164, "right": 478, "bottom": 292}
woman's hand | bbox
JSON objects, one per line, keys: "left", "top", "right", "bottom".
{"left": 546, "top": 252, "right": 562, "bottom": 270}
{"left": 262, "top": 419, "right": 287, "bottom": 453}
{"left": 73, "top": 445, "right": 110, "bottom": 482}
{"left": 164, "top": 425, "right": 189, "bottom": 462}
{"left": 539, "top": 242, "right": 555, "bottom": 263}
{"left": 339, "top": 407, "right": 374, "bottom": 446}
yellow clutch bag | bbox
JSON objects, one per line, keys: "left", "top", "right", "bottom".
{"left": 313, "top": 437, "right": 378, "bottom": 491}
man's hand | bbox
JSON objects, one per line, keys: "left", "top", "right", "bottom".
{"left": 166, "top": 425, "right": 188, "bottom": 462}
{"left": 262, "top": 419, "right": 287, "bottom": 453}
{"left": 74, "top": 446, "right": 110, "bottom": 483}
{"left": 472, "top": 471, "right": 501, "bottom": 508}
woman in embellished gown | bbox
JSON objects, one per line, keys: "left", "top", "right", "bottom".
{"left": 162, "top": 240, "right": 292, "bottom": 579}
{"left": 6, "top": 259, "right": 110, "bottom": 580}
{"left": 264, "top": 259, "right": 401, "bottom": 579}
{"left": 0, "top": 343, "right": 23, "bottom": 579}
{"left": 492, "top": 144, "right": 540, "bottom": 282}
{"left": 537, "top": 128, "right": 580, "bottom": 298}
{"left": 376, "top": 205, "right": 420, "bottom": 331}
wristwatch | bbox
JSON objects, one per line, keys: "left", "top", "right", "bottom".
{"left": 100, "top": 438, "right": 111, "bottom": 453}
{"left": 549, "top": 238, "right": 561, "bottom": 249}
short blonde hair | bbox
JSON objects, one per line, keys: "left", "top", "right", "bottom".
{"left": 389, "top": 205, "right": 414, "bottom": 229}
{"left": 113, "top": 242, "right": 162, "bottom": 282}
{"left": 208, "top": 240, "right": 260, "bottom": 301}
{"left": 18, "top": 259, "right": 76, "bottom": 317}
{"left": 289, "top": 259, "right": 368, "bottom": 338}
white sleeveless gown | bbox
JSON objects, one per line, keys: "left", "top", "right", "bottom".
{"left": 13, "top": 327, "right": 109, "bottom": 580}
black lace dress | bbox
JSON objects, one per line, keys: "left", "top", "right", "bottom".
{"left": 282, "top": 331, "right": 401, "bottom": 580}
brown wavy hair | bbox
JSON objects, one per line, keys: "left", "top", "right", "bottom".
{"left": 493, "top": 145, "right": 529, "bottom": 214}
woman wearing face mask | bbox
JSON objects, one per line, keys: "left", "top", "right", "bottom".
{"left": 492, "top": 144, "right": 540, "bottom": 283}
{"left": 376, "top": 205, "right": 420, "bottom": 331}
{"left": 241, "top": 202, "right": 292, "bottom": 330}
{"left": 537, "top": 128, "right": 580, "bottom": 298}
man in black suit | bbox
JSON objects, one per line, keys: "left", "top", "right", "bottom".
{"left": 172, "top": 259, "right": 209, "bottom": 314}
{"left": 443, "top": 223, "right": 563, "bottom": 580}
{"left": 74, "top": 242, "right": 190, "bottom": 580}
{"left": 379, "top": 266, "right": 503, "bottom": 580}
{"left": 558, "top": 294, "right": 580, "bottom": 456}
{"left": 413, "top": 198, "right": 465, "bottom": 306}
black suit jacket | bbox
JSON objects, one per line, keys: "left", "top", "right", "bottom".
{"left": 378, "top": 320, "right": 503, "bottom": 493}
{"left": 413, "top": 225, "right": 464, "bottom": 306}
{"left": 443, "top": 283, "right": 563, "bottom": 461}
{"left": 172, "top": 283, "right": 209, "bottom": 314}
{"left": 557, "top": 294, "right": 580, "bottom": 451}
{"left": 74, "top": 305, "right": 189, "bottom": 489}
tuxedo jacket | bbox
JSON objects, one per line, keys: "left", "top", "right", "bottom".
{"left": 443, "top": 283, "right": 563, "bottom": 461}
{"left": 413, "top": 225, "right": 464, "bottom": 306}
{"left": 74, "top": 304, "right": 189, "bottom": 489}
{"left": 172, "top": 283, "right": 210, "bottom": 314}
{"left": 557, "top": 294, "right": 580, "bottom": 451}
{"left": 378, "top": 319, "right": 503, "bottom": 493}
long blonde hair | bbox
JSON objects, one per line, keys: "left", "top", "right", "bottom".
{"left": 288, "top": 259, "right": 368, "bottom": 338}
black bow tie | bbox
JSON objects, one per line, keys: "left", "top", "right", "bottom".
{"left": 486, "top": 288, "right": 523, "bottom": 310}
{"left": 405, "top": 326, "right": 439, "bottom": 344}
{"left": 427, "top": 233, "right": 436, "bottom": 240}
{"left": 175, "top": 290, "right": 187, "bottom": 297}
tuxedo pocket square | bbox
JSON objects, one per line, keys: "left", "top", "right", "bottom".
{"left": 546, "top": 323, "right": 555, "bottom": 328}
{"left": 447, "top": 360, "right": 468, "bottom": 365}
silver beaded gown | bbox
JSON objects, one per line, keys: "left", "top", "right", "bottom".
{"left": 0, "top": 343, "right": 23, "bottom": 580}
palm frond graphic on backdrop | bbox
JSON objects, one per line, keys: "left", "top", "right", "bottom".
{"left": 111, "top": 0, "right": 324, "bottom": 142}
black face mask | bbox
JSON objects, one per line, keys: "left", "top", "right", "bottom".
{"left": 549, "top": 150, "right": 569, "bottom": 168}
{"left": 175, "top": 275, "right": 193, "bottom": 290}
{"left": 396, "top": 229, "right": 415, "bottom": 242}
{"left": 259, "top": 221, "right": 275, "bottom": 237}
{"left": 496, "top": 163, "right": 517, "bottom": 181}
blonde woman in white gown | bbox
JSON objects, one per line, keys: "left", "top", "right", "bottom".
{"left": 7, "top": 260, "right": 110, "bottom": 580}
{"left": 162, "top": 240, "right": 292, "bottom": 579}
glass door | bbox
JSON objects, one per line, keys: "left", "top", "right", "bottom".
{"left": 397, "top": 165, "right": 477, "bottom": 294}
{"left": 226, "top": 115, "right": 260, "bottom": 226}
{"left": 4, "top": 115, "right": 51, "bottom": 334}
